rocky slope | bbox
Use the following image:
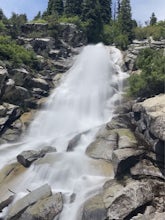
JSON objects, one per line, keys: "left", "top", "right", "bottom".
{"left": 0, "top": 22, "right": 86, "bottom": 144}
{"left": 0, "top": 25, "right": 164, "bottom": 219}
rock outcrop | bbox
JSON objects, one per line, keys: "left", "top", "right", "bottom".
{"left": 131, "top": 94, "right": 165, "bottom": 175}
{"left": 17, "top": 146, "right": 56, "bottom": 167}
{"left": 81, "top": 94, "right": 165, "bottom": 220}
{"left": 6, "top": 184, "right": 63, "bottom": 220}
{"left": 124, "top": 39, "right": 165, "bottom": 72}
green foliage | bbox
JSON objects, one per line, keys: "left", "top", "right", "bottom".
{"left": 65, "top": 0, "right": 82, "bottom": 16}
{"left": 128, "top": 48, "right": 165, "bottom": 98}
{"left": 30, "top": 19, "right": 47, "bottom": 24}
{"left": 0, "top": 20, "right": 6, "bottom": 33}
{"left": 47, "top": 0, "right": 64, "bottom": 16}
{"left": 0, "top": 36, "right": 38, "bottom": 67}
{"left": 150, "top": 12, "right": 157, "bottom": 26}
{"left": 8, "top": 13, "right": 27, "bottom": 38}
{"left": 118, "top": 0, "right": 133, "bottom": 42}
{"left": 82, "top": 0, "right": 103, "bottom": 43}
{"left": 134, "top": 21, "right": 165, "bottom": 41}
{"left": 33, "top": 11, "right": 42, "bottom": 20}
{"left": 102, "top": 24, "right": 113, "bottom": 44}
{"left": 114, "top": 33, "right": 129, "bottom": 49}
{"left": 99, "top": 0, "right": 112, "bottom": 24}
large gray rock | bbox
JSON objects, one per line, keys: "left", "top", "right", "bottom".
{"left": 81, "top": 194, "right": 106, "bottom": 220}
{"left": 32, "top": 37, "right": 55, "bottom": 55}
{"left": 86, "top": 131, "right": 118, "bottom": 160}
{"left": 132, "top": 94, "right": 165, "bottom": 142}
{"left": 106, "top": 180, "right": 153, "bottom": 220}
{"left": 10, "top": 68, "right": 30, "bottom": 86}
{"left": 112, "top": 147, "right": 144, "bottom": 177}
{"left": 21, "top": 23, "right": 49, "bottom": 36}
{"left": 7, "top": 184, "right": 52, "bottom": 220}
{"left": 19, "top": 193, "right": 63, "bottom": 220}
{"left": 2, "top": 85, "right": 30, "bottom": 105}
{"left": 130, "top": 159, "right": 164, "bottom": 179}
{"left": 26, "top": 77, "right": 49, "bottom": 91}
{"left": 58, "top": 23, "right": 87, "bottom": 47}
{"left": 131, "top": 94, "right": 165, "bottom": 175}
{"left": 17, "top": 146, "right": 56, "bottom": 167}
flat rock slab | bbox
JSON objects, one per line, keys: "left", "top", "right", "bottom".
{"left": 7, "top": 184, "right": 52, "bottom": 220}
{"left": 19, "top": 192, "right": 63, "bottom": 220}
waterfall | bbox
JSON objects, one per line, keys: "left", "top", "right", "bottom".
{"left": 0, "top": 43, "right": 128, "bottom": 220}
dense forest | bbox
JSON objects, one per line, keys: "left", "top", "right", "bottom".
{"left": 0, "top": 0, "right": 164, "bottom": 99}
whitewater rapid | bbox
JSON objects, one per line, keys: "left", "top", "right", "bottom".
{"left": 0, "top": 44, "right": 128, "bottom": 220}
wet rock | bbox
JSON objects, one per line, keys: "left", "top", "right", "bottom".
{"left": 17, "top": 146, "right": 56, "bottom": 167}
{"left": 1, "top": 128, "right": 21, "bottom": 142}
{"left": 116, "top": 128, "right": 138, "bottom": 149}
{"left": 82, "top": 194, "right": 106, "bottom": 220}
{"left": 6, "top": 184, "right": 52, "bottom": 220}
{"left": 0, "top": 195, "right": 14, "bottom": 212}
{"left": 19, "top": 193, "right": 63, "bottom": 220}
{"left": 86, "top": 131, "right": 118, "bottom": 160}
{"left": 67, "top": 133, "right": 81, "bottom": 151}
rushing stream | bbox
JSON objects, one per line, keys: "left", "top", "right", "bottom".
{"left": 0, "top": 43, "right": 128, "bottom": 219}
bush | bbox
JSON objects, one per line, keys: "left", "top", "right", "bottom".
{"left": 0, "top": 36, "right": 38, "bottom": 67}
{"left": 128, "top": 48, "right": 165, "bottom": 98}
{"left": 114, "top": 34, "right": 129, "bottom": 50}
{"left": 102, "top": 24, "right": 113, "bottom": 45}
{"left": 134, "top": 21, "right": 165, "bottom": 40}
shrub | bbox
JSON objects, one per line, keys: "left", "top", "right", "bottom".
{"left": 128, "top": 48, "right": 165, "bottom": 98}
{"left": 0, "top": 36, "right": 38, "bottom": 67}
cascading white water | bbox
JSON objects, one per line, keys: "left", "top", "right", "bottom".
{"left": 0, "top": 44, "right": 128, "bottom": 220}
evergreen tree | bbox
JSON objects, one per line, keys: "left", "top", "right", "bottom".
{"left": 33, "top": 11, "right": 41, "bottom": 20}
{"left": 82, "top": 0, "right": 103, "bottom": 42}
{"left": 118, "top": 0, "right": 133, "bottom": 42}
{"left": 9, "top": 13, "right": 27, "bottom": 38}
{"left": 65, "top": 0, "right": 82, "bottom": 16}
{"left": 0, "top": 8, "right": 8, "bottom": 24}
{"left": 150, "top": 12, "right": 157, "bottom": 26}
{"left": 47, "top": 0, "right": 64, "bottom": 16}
{"left": 99, "top": 0, "right": 112, "bottom": 24}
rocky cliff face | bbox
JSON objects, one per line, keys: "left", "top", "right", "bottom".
{"left": 0, "top": 22, "right": 86, "bottom": 143}
{"left": 81, "top": 95, "right": 165, "bottom": 220}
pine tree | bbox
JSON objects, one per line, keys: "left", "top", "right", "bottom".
{"left": 47, "top": 0, "right": 64, "bottom": 16}
{"left": 82, "top": 0, "right": 103, "bottom": 42}
{"left": 99, "top": 0, "right": 112, "bottom": 24}
{"left": 65, "top": 0, "right": 83, "bottom": 16}
{"left": 34, "top": 11, "right": 41, "bottom": 20}
{"left": 150, "top": 12, "right": 157, "bottom": 26}
{"left": 118, "top": 0, "right": 133, "bottom": 42}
